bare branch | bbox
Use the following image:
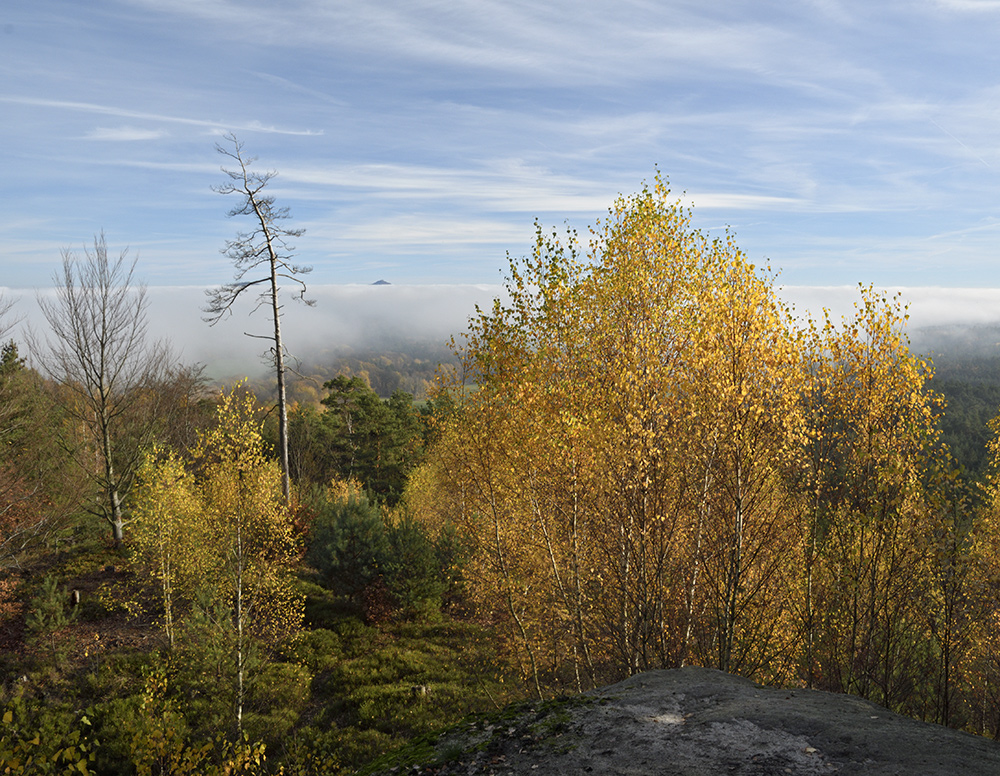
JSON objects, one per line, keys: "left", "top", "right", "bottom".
{"left": 34, "top": 232, "right": 176, "bottom": 547}
{"left": 0, "top": 294, "right": 20, "bottom": 343}
{"left": 205, "top": 133, "right": 314, "bottom": 505}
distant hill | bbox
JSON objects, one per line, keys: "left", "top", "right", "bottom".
{"left": 910, "top": 322, "right": 1000, "bottom": 364}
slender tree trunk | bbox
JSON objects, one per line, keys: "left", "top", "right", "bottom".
{"left": 490, "top": 486, "right": 542, "bottom": 699}
{"left": 805, "top": 507, "right": 817, "bottom": 688}
{"left": 270, "top": 262, "right": 291, "bottom": 506}
{"left": 235, "top": 471, "right": 246, "bottom": 740}
{"left": 252, "top": 208, "right": 292, "bottom": 507}
{"left": 100, "top": 408, "right": 125, "bottom": 547}
{"left": 721, "top": 456, "right": 744, "bottom": 674}
{"left": 682, "top": 461, "right": 712, "bottom": 666}
{"left": 569, "top": 467, "right": 596, "bottom": 688}
{"left": 208, "top": 138, "right": 312, "bottom": 508}
{"left": 163, "top": 551, "right": 174, "bottom": 649}
{"left": 682, "top": 433, "right": 718, "bottom": 666}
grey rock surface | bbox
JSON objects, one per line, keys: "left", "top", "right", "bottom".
{"left": 372, "top": 667, "right": 1000, "bottom": 775}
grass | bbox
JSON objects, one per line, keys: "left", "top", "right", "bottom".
{"left": 285, "top": 610, "right": 524, "bottom": 772}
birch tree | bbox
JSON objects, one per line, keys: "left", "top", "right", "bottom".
{"left": 194, "top": 388, "right": 303, "bottom": 737}
{"left": 130, "top": 448, "right": 207, "bottom": 648}
{"left": 801, "top": 290, "right": 943, "bottom": 708}
{"left": 204, "top": 134, "right": 313, "bottom": 505}
{"left": 130, "top": 389, "right": 303, "bottom": 738}
{"left": 413, "top": 177, "right": 806, "bottom": 689}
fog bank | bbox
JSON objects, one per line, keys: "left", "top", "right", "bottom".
{"left": 12, "top": 284, "right": 503, "bottom": 380}
{"left": 8, "top": 284, "right": 1000, "bottom": 379}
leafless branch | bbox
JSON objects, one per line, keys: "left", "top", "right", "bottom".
{"left": 33, "top": 233, "right": 176, "bottom": 546}
{"left": 205, "top": 133, "right": 314, "bottom": 505}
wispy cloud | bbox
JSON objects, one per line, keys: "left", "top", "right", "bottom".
{"left": 8, "top": 0, "right": 1000, "bottom": 290}
{"left": 934, "top": 0, "right": 1000, "bottom": 10}
{"left": 110, "top": 0, "right": 883, "bottom": 93}
{"left": 279, "top": 160, "right": 813, "bottom": 214}
{"left": 85, "top": 126, "right": 168, "bottom": 141}
{"left": 279, "top": 161, "right": 615, "bottom": 212}
{"left": 680, "top": 193, "right": 806, "bottom": 211}
{"left": 330, "top": 215, "right": 530, "bottom": 247}
{"left": 0, "top": 95, "right": 322, "bottom": 136}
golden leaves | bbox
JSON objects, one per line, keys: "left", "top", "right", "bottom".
{"left": 130, "top": 386, "right": 303, "bottom": 647}
{"left": 413, "top": 177, "right": 960, "bottom": 706}
{"left": 412, "top": 176, "right": 818, "bottom": 686}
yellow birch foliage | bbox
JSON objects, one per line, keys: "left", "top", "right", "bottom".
{"left": 131, "top": 389, "right": 303, "bottom": 646}
{"left": 681, "top": 248, "right": 806, "bottom": 682}
{"left": 963, "top": 417, "right": 1000, "bottom": 735}
{"left": 411, "top": 176, "right": 809, "bottom": 690}
{"left": 131, "top": 449, "right": 207, "bottom": 647}
{"left": 129, "top": 387, "right": 303, "bottom": 738}
{"left": 802, "top": 289, "right": 943, "bottom": 709}
{"left": 580, "top": 189, "right": 706, "bottom": 677}
{"left": 412, "top": 181, "right": 976, "bottom": 718}
{"left": 191, "top": 388, "right": 303, "bottom": 647}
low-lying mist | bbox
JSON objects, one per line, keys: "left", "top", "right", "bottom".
{"left": 10, "top": 284, "right": 1000, "bottom": 383}
{"left": 11, "top": 284, "right": 503, "bottom": 382}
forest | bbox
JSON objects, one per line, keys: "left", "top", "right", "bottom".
{"left": 5, "top": 175, "right": 1000, "bottom": 774}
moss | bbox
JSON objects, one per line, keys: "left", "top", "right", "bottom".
{"left": 356, "top": 733, "right": 439, "bottom": 774}
{"left": 359, "top": 693, "right": 597, "bottom": 774}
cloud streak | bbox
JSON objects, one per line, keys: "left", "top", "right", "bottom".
{"left": 85, "top": 126, "right": 169, "bottom": 141}
{"left": 0, "top": 95, "right": 323, "bottom": 136}
{"left": 6, "top": 0, "right": 1000, "bottom": 289}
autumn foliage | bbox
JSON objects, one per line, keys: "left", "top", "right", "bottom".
{"left": 408, "top": 176, "right": 1000, "bottom": 732}
{"left": 13, "top": 179, "right": 1000, "bottom": 773}
{"left": 130, "top": 388, "right": 303, "bottom": 739}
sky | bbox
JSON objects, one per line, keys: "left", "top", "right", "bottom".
{"left": 4, "top": 0, "right": 1000, "bottom": 363}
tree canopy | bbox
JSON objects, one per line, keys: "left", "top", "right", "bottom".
{"left": 408, "top": 177, "right": 961, "bottom": 707}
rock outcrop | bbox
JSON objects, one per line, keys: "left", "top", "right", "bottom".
{"left": 370, "top": 667, "right": 1000, "bottom": 775}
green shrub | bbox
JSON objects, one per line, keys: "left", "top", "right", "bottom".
{"left": 26, "top": 575, "right": 79, "bottom": 667}
{"left": 306, "top": 488, "right": 458, "bottom": 619}
{"left": 244, "top": 662, "right": 312, "bottom": 744}
{"left": 306, "top": 490, "right": 388, "bottom": 601}
{"left": 0, "top": 695, "right": 97, "bottom": 775}
{"left": 383, "top": 516, "right": 446, "bottom": 617}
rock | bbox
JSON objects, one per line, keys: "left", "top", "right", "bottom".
{"left": 368, "top": 667, "right": 1000, "bottom": 775}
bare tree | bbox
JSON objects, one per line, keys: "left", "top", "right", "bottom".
{"left": 0, "top": 294, "right": 16, "bottom": 338}
{"left": 36, "top": 234, "right": 172, "bottom": 547}
{"left": 204, "top": 133, "right": 314, "bottom": 505}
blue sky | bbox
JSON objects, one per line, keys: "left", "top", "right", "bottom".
{"left": 3, "top": 0, "right": 1000, "bottom": 298}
